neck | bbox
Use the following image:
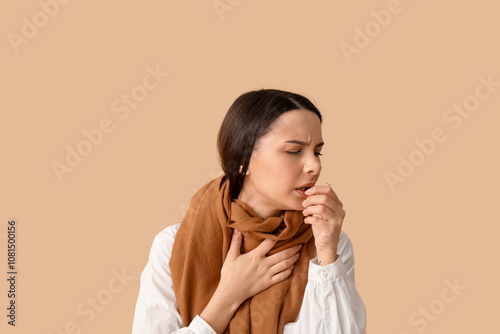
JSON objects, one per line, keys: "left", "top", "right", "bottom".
{"left": 237, "top": 190, "right": 282, "bottom": 220}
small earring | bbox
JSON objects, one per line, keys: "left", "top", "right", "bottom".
{"left": 239, "top": 165, "right": 246, "bottom": 175}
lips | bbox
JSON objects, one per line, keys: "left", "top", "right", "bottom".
{"left": 295, "top": 183, "right": 315, "bottom": 191}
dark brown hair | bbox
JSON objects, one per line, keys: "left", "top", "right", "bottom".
{"left": 217, "top": 89, "right": 322, "bottom": 199}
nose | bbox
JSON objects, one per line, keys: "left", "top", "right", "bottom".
{"left": 304, "top": 153, "right": 322, "bottom": 176}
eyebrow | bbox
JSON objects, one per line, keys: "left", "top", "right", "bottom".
{"left": 284, "top": 140, "right": 325, "bottom": 148}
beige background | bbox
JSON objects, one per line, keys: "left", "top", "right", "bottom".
{"left": 1, "top": 0, "right": 499, "bottom": 333}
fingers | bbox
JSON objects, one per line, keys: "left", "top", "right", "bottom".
{"left": 305, "top": 182, "right": 343, "bottom": 208}
{"left": 267, "top": 246, "right": 302, "bottom": 285}
{"left": 303, "top": 215, "right": 331, "bottom": 230}
{"left": 252, "top": 240, "right": 302, "bottom": 280}
{"left": 254, "top": 237, "right": 278, "bottom": 256}
{"left": 302, "top": 193, "right": 336, "bottom": 210}
{"left": 269, "top": 250, "right": 300, "bottom": 276}
{"left": 269, "top": 265, "right": 295, "bottom": 285}
{"left": 227, "top": 229, "right": 242, "bottom": 260}
{"left": 302, "top": 200, "right": 336, "bottom": 218}
{"left": 266, "top": 244, "right": 302, "bottom": 264}
{"left": 302, "top": 184, "right": 345, "bottom": 223}
{"left": 305, "top": 183, "right": 331, "bottom": 196}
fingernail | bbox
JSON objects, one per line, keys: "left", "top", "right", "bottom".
{"left": 298, "top": 244, "right": 303, "bottom": 249}
{"left": 305, "top": 188, "right": 312, "bottom": 195}
{"left": 302, "top": 200, "right": 306, "bottom": 207}
{"left": 235, "top": 229, "right": 240, "bottom": 234}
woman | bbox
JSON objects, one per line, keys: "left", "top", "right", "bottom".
{"left": 132, "top": 89, "right": 367, "bottom": 333}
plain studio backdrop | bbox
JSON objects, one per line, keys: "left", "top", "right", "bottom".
{"left": 1, "top": 0, "right": 499, "bottom": 333}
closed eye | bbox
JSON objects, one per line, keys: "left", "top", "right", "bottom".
{"left": 287, "top": 151, "right": 323, "bottom": 156}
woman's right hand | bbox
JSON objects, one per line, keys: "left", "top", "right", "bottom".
{"left": 217, "top": 229, "right": 302, "bottom": 306}
{"left": 200, "top": 229, "right": 302, "bottom": 333}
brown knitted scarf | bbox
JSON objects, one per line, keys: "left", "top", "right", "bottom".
{"left": 169, "top": 175, "right": 316, "bottom": 334}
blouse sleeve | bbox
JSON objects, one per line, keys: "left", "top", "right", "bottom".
{"left": 131, "top": 223, "right": 217, "bottom": 334}
{"left": 283, "top": 230, "right": 367, "bottom": 334}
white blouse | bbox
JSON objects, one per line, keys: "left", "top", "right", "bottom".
{"left": 131, "top": 223, "right": 367, "bottom": 334}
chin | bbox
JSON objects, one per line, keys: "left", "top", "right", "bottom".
{"left": 286, "top": 201, "right": 304, "bottom": 212}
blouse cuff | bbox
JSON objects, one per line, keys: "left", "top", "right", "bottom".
{"left": 188, "top": 315, "right": 217, "bottom": 334}
{"left": 308, "top": 255, "right": 347, "bottom": 283}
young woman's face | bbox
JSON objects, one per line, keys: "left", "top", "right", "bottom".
{"left": 238, "top": 109, "right": 323, "bottom": 219}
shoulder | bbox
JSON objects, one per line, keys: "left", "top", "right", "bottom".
{"left": 148, "top": 223, "right": 181, "bottom": 259}
{"left": 154, "top": 222, "right": 181, "bottom": 245}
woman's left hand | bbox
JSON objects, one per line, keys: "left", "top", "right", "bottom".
{"left": 302, "top": 182, "right": 345, "bottom": 266}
